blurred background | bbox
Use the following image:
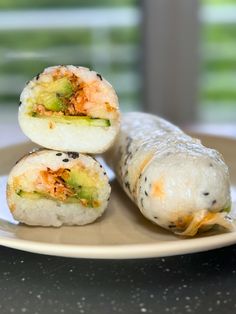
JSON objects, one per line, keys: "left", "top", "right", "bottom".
{"left": 0, "top": 0, "right": 236, "bottom": 129}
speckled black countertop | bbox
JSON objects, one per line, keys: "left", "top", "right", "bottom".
{"left": 0, "top": 245, "right": 236, "bottom": 314}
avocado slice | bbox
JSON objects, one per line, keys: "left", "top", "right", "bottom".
{"left": 42, "top": 93, "right": 66, "bottom": 112}
{"left": 31, "top": 114, "right": 111, "bottom": 127}
{"left": 16, "top": 190, "right": 43, "bottom": 199}
{"left": 63, "top": 169, "right": 99, "bottom": 205}
{"left": 48, "top": 77, "right": 74, "bottom": 98}
{"left": 78, "top": 187, "right": 96, "bottom": 200}
{"left": 223, "top": 205, "right": 231, "bottom": 213}
{"left": 65, "top": 169, "right": 96, "bottom": 188}
{"left": 34, "top": 77, "right": 74, "bottom": 112}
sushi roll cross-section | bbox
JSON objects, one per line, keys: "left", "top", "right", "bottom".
{"left": 19, "top": 65, "right": 120, "bottom": 153}
{"left": 7, "top": 150, "right": 111, "bottom": 227}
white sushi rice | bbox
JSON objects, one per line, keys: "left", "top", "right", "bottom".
{"left": 18, "top": 65, "right": 120, "bottom": 153}
{"left": 18, "top": 117, "right": 119, "bottom": 154}
{"left": 138, "top": 153, "right": 231, "bottom": 230}
{"left": 7, "top": 150, "right": 111, "bottom": 227}
{"left": 10, "top": 198, "right": 105, "bottom": 227}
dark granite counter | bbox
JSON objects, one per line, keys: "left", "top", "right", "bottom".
{"left": 0, "top": 245, "right": 236, "bottom": 314}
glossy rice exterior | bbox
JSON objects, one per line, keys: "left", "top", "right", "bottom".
{"left": 106, "top": 112, "right": 233, "bottom": 236}
{"left": 7, "top": 150, "right": 111, "bottom": 227}
{"left": 18, "top": 65, "right": 120, "bottom": 153}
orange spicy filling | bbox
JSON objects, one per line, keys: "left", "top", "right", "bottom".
{"left": 30, "top": 68, "right": 117, "bottom": 122}
{"left": 36, "top": 168, "right": 73, "bottom": 201}
{"left": 15, "top": 167, "right": 100, "bottom": 208}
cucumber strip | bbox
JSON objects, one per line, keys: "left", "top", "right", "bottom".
{"left": 223, "top": 206, "right": 231, "bottom": 213}
{"left": 16, "top": 190, "right": 42, "bottom": 200}
{"left": 30, "top": 114, "right": 111, "bottom": 127}
{"left": 16, "top": 190, "right": 98, "bottom": 207}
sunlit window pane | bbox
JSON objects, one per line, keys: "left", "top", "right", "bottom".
{"left": 0, "top": 0, "right": 141, "bottom": 123}
{"left": 199, "top": 0, "right": 236, "bottom": 123}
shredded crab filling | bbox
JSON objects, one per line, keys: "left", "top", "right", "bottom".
{"left": 15, "top": 167, "right": 101, "bottom": 208}
{"left": 170, "top": 209, "right": 233, "bottom": 236}
{"left": 28, "top": 68, "right": 117, "bottom": 123}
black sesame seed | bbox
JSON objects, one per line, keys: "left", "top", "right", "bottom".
{"left": 125, "top": 181, "right": 131, "bottom": 192}
{"left": 103, "top": 172, "right": 106, "bottom": 176}
{"left": 99, "top": 165, "right": 103, "bottom": 168}
{"left": 168, "top": 224, "right": 176, "bottom": 228}
{"left": 97, "top": 73, "right": 103, "bottom": 80}
{"left": 203, "top": 192, "right": 210, "bottom": 196}
{"left": 67, "top": 152, "right": 79, "bottom": 159}
{"left": 154, "top": 216, "right": 158, "bottom": 220}
{"left": 209, "top": 163, "right": 213, "bottom": 167}
{"left": 56, "top": 153, "right": 62, "bottom": 156}
{"left": 62, "top": 158, "right": 69, "bottom": 162}
{"left": 141, "top": 198, "right": 144, "bottom": 207}
{"left": 36, "top": 73, "right": 40, "bottom": 80}
{"left": 19, "top": 101, "right": 22, "bottom": 107}
{"left": 145, "top": 191, "right": 148, "bottom": 196}
{"left": 212, "top": 199, "right": 217, "bottom": 205}
{"left": 125, "top": 138, "right": 132, "bottom": 153}
{"left": 145, "top": 177, "right": 147, "bottom": 182}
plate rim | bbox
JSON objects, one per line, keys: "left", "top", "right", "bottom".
{"left": 0, "top": 229, "right": 236, "bottom": 259}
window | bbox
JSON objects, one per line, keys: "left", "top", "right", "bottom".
{"left": 0, "top": 0, "right": 141, "bottom": 124}
{"left": 199, "top": 0, "right": 236, "bottom": 123}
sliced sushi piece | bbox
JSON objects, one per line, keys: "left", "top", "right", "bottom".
{"left": 105, "top": 112, "right": 234, "bottom": 236}
{"left": 19, "top": 65, "right": 120, "bottom": 153}
{"left": 7, "top": 149, "right": 111, "bottom": 227}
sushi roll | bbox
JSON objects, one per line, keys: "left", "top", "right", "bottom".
{"left": 18, "top": 65, "right": 120, "bottom": 153}
{"left": 105, "top": 112, "right": 234, "bottom": 236}
{"left": 7, "top": 149, "right": 111, "bottom": 227}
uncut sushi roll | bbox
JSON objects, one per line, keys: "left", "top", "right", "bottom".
{"left": 19, "top": 65, "right": 120, "bottom": 153}
{"left": 105, "top": 112, "right": 234, "bottom": 236}
{"left": 7, "top": 150, "right": 111, "bottom": 227}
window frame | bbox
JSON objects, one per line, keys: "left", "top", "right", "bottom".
{"left": 142, "top": 0, "right": 200, "bottom": 124}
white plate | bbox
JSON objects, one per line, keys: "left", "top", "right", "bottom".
{"left": 0, "top": 134, "right": 236, "bottom": 259}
